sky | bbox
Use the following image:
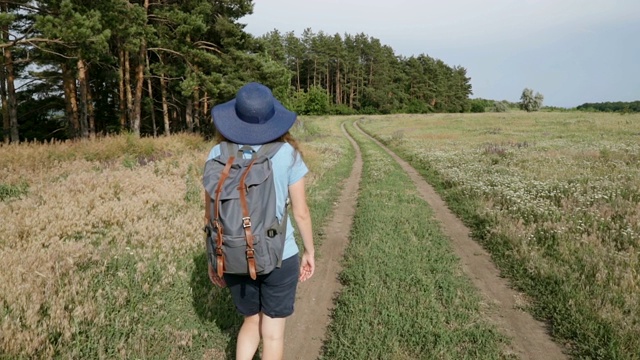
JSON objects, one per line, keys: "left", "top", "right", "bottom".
{"left": 240, "top": 0, "right": 640, "bottom": 108}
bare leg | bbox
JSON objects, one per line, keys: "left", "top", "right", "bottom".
{"left": 236, "top": 314, "right": 261, "bottom": 360}
{"left": 260, "top": 313, "right": 287, "bottom": 360}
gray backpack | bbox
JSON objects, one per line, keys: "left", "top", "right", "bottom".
{"left": 203, "top": 142, "right": 288, "bottom": 280}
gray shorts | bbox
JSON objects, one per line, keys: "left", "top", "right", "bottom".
{"left": 224, "top": 255, "right": 300, "bottom": 318}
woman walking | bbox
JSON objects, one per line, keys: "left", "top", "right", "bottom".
{"left": 204, "top": 82, "right": 315, "bottom": 360}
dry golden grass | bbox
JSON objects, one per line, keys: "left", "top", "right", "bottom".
{"left": 0, "top": 119, "right": 348, "bottom": 358}
{"left": 0, "top": 134, "right": 208, "bottom": 357}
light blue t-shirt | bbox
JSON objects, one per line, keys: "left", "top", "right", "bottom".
{"left": 207, "top": 142, "right": 308, "bottom": 260}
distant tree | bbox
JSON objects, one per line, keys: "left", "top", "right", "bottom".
{"left": 534, "top": 93, "right": 544, "bottom": 109}
{"left": 520, "top": 88, "right": 544, "bottom": 112}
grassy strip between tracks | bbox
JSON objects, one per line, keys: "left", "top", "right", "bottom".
{"left": 320, "top": 121, "right": 512, "bottom": 360}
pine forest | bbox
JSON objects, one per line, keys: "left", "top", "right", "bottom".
{"left": 0, "top": 0, "right": 473, "bottom": 142}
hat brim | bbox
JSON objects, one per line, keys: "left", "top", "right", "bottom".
{"left": 212, "top": 98, "right": 296, "bottom": 145}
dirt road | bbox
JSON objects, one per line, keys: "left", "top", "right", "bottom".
{"left": 284, "top": 124, "right": 363, "bottom": 360}
{"left": 284, "top": 121, "right": 566, "bottom": 359}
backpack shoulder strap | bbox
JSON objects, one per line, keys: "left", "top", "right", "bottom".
{"left": 213, "top": 151, "right": 236, "bottom": 277}
{"left": 256, "top": 142, "right": 285, "bottom": 159}
{"left": 219, "top": 141, "right": 240, "bottom": 159}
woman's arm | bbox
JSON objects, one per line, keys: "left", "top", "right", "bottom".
{"left": 289, "top": 177, "right": 315, "bottom": 282}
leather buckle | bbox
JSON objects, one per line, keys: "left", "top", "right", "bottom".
{"left": 246, "top": 248, "right": 255, "bottom": 259}
{"left": 212, "top": 219, "right": 221, "bottom": 230}
{"left": 242, "top": 217, "right": 252, "bottom": 228}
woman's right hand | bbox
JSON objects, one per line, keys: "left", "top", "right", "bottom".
{"left": 299, "top": 251, "right": 315, "bottom": 282}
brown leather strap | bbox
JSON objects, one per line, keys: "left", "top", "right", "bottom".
{"left": 213, "top": 156, "right": 235, "bottom": 277}
{"left": 239, "top": 157, "right": 258, "bottom": 280}
{"left": 204, "top": 191, "right": 211, "bottom": 225}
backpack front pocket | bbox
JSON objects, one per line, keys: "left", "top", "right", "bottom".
{"left": 219, "top": 234, "right": 273, "bottom": 275}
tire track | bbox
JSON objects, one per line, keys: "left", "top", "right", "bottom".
{"left": 353, "top": 121, "right": 566, "bottom": 360}
{"left": 285, "top": 123, "right": 362, "bottom": 360}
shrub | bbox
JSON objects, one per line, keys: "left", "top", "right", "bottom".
{"left": 405, "top": 99, "right": 431, "bottom": 114}
{"left": 469, "top": 98, "right": 494, "bottom": 113}
{"left": 493, "top": 101, "right": 508, "bottom": 112}
{"left": 303, "top": 86, "right": 329, "bottom": 115}
{"left": 0, "top": 181, "right": 29, "bottom": 201}
{"left": 329, "top": 104, "right": 356, "bottom": 115}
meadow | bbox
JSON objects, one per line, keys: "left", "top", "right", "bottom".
{"left": 2, "top": 110, "right": 638, "bottom": 359}
{"left": 0, "top": 121, "right": 353, "bottom": 359}
{"left": 358, "top": 111, "right": 640, "bottom": 359}
{"left": 1, "top": 116, "right": 514, "bottom": 359}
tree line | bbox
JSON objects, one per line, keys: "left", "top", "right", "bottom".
{"left": 576, "top": 101, "right": 640, "bottom": 114}
{"left": 258, "top": 29, "right": 472, "bottom": 116}
{"left": 1, "top": 0, "right": 473, "bottom": 142}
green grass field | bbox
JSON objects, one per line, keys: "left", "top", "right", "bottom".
{"left": 358, "top": 111, "right": 640, "bottom": 359}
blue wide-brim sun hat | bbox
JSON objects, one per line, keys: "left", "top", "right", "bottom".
{"left": 212, "top": 82, "right": 297, "bottom": 145}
